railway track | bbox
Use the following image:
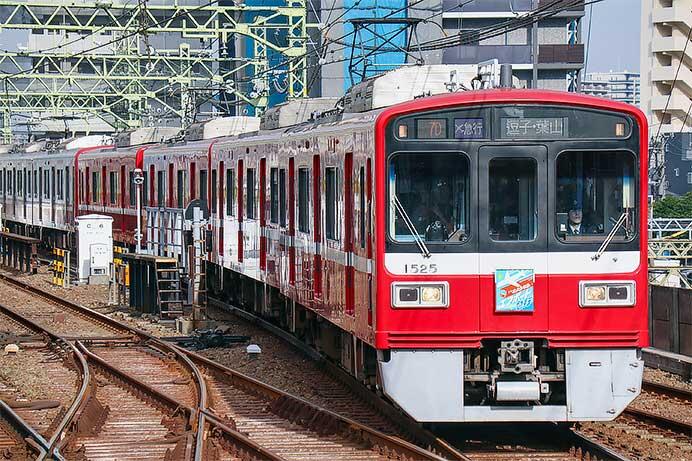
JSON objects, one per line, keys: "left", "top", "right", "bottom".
{"left": 208, "top": 298, "right": 631, "bottom": 461}
{"left": 0, "top": 272, "right": 452, "bottom": 460}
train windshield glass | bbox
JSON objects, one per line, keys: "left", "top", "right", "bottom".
{"left": 556, "top": 150, "right": 637, "bottom": 242}
{"left": 388, "top": 152, "right": 469, "bottom": 243}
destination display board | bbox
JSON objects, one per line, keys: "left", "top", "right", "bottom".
{"left": 500, "top": 117, "right": 567, "bottom": 139}
{"left": 454, "top": 118, "right": 485, "bottom": 139}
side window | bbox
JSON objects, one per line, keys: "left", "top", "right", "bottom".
{"left": 65, "top": 167, "right": 70, "bottom": 202}
{"left": 226, "top": 168, "right": 235, "bottom": 216}
{"left": 109, "top": 171, "right": 117, "bottom": 205}
{"left": 199, "top": 169, "right": 208, "bottom": 208}
{"left": 246, "top": 168, "right": 255, "bottom": 219}
{"left": 177, "top": 169, "right": 186, "bottom": 208}
{"left": 50, "top": 167, "right": 55, "bottom": 199}
{"left": 325, "top": 166, "right": 338, "bottom": 240}
{"left": 28, "top": 171, "right": 32, "bottom": 197}
{"left": 33, "top": 169, "right": 38, "bottom": 199}
{"left": 270, "top": 167, "right": 279, "bottom": 224}
{"left": 298, "top": 167, "right": 310, "bottom": 233}
{"left": 129, "top": 170, "right": 136, "bottom": 207}
{"left": 91, "top": 170, "right": 98, "bottom": 202}
{"left": 359, "top": 165, "right": 365, "bottom": 249}
{"left": 157, "top": 170, "right": 165, "bottom": 206}
{"left": 56, "top": 169, "right": 62, "bottom": 199}
{"left": 211, "top": 169, "right": 218, "bottom": 213}
{"left": 142, "top": 171, "right": 148, "bottom": 206}
{"left": 279, "top": 168, "right": 287, "bottom": 227}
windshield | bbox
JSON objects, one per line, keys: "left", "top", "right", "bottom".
{"left": 388, "top": 152, "right": 470, "bottom": 243}
{"left": 556, "top": 151, "right": 637, "bottom": 242}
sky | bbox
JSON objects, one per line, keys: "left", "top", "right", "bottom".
{"left": 584, "top": 0, "right": 642, "bottom": 74}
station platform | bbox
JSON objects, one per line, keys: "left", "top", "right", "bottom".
{"left": 643, "top": 347, "right": 692, "bottom": 380}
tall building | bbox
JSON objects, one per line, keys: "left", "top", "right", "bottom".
{"left": 440, "top": 0, "right": 585, "bottom": 90}
{"left": 641, "top": 0, "right": 692, "bottom": 134}
{"left": 581, "top": 71, "right": 641, "bottom": 105}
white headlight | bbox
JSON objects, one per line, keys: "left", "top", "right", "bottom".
{"left": 579, "top": 281, "right": 635, "bottom": 307}
{"left": 392, "top": 282, "right": 448, "bottom": 308}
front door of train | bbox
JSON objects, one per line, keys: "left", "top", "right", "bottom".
{"left": 478, "top": 145, "right": 548, "bottom": 332}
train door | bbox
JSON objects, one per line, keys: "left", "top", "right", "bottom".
{"left": 51, "top": 167, "right": 56, "bottom": 223}
{"left": 288, "top": 157, "right": 295, "bottom": 286}
{"left": 259, "top": 158, "right": 266, "bottom": 272}
{"left": 237, "top": 159, "right": 244, "bottom": 263}
{"left": 312, "top": 154, "right": 321, "bottom": 300}
{"left": 344, "top": 152, "right": 354, "bottom": 315}
{"left": 38, "top": 167, "right": 43, "bottom": 222}
{"left": 478, "top": 146, "right": 548, "bottom": 332}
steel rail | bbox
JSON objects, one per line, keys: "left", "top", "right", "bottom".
{"left": 641, "top": 379, "right": 691, "bottom": 401}
{"left": 623, "top": 407, "right": 692, "bottom": 434}
{"left": 75, "top": 341, "right": 286, "bottom": 461}
{"left": 0, "top": 303, "right": 83, "bottom": 461}
{"left": 0, "top": 399, "right": 51, "bottom": 459}
{"left": 0, "top": 273, "right": 451, "bottom": 460}
{"left": 209, "top": 298, "right": 468, "bottom": 460}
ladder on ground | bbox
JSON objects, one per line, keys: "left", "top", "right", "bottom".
{"left": 155, "top": 258, "right": 184, "bottom": 318}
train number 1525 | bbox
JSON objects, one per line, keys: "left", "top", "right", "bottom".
{"left": 404, "top": 263, "right": 438, "bottom": 274}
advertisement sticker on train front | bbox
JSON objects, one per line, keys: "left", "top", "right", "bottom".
{"left": 495, "top": 269, "right": 535, "bottom": 312}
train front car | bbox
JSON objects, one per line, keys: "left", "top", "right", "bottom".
{"left": 374, "top": 90, "right": 648, "bottom": 423}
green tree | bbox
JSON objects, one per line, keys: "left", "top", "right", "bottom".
{"left": 653, "top": 192, "right": 692, "bottom": 218}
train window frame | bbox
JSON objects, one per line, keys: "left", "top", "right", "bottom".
{"left": 270, "top": 167, "right": 279, "bottom": 224}
{"left": 226, "top": 168, "right": 235, "bottom": 216}
{"left": 360, "top": 165, "right": 366, "bottom": 249}
{"left": 386, "top": 150, "right": 472, "bottom": 245}
{"left": 325, "top": 166, "right": 339, "bottom": 241}
{"left": 211, "top": 169, "right": 218, "bottom": 214}
{"left": 554, "top": 148, "right": 638, "bottom": 244}
{"left": 157, "top": 170, "right": 165, "bottom": 207}
{"left": 297, "top": 167, "right": 310, "bottom": 233}
{"left": 488, "top": 157, "right": 538, "bottom": 242}
{"left": 91, "top": 170, "right": 98, "bottom": 203}
{"left": 199, "top": 169, "right": 208, "bottom": 209}
{"left": 279, "top": 168, "right": 287, "bottom": 227}
{"left": 177, "top": 169, "right": 187, "bottom": 208}
{"left": 65, "top": 167, "right": 70, "bottom": 203}
{"left": 56, "top": 169, "right": 62, "bottom": 200}
{"left": 246, "top": 168, "right": 256, "bottom": 220}
{"left": 109, "top": 171, "right": 117, "bottom": 205}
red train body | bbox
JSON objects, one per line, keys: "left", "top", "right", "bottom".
{"left": 0, "top": 88, "right": 648, "bottom": 423}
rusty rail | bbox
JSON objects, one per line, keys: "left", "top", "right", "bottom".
{"left": 0, "top": 272, "right": 452, "bottom": 461}
{"left": 0, "top": 399, "right": 51, "bottom": 459}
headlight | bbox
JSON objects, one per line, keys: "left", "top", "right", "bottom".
{"left": 392, "top": 282, "right": 448, "bottom": 308}
{"left": 579, "top": 281, "right": 635, "bottom": 307}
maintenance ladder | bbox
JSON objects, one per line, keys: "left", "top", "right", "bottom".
{"left": 123, "top": 253, "right": 185, "bottom": 319}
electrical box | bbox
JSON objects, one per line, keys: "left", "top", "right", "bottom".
{"left": 76, "top": 214, "right": 113, "bottom": 284}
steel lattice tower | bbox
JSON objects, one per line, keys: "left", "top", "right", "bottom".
{"left": 0, "top": 0, "right": 311, "bottom": 142}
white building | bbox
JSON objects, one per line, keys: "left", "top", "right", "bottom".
{"left": 641, "top": 0, "right": 692, "bottom": 134}
{"left": 581, "top": 72, "right": 641, "bottom": 105}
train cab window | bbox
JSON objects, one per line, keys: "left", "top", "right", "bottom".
{"left": 298, "top": 167, "right": 310, "bottom": 233}
{"left": 211, "top": 169, "right": 218, "bottom": 213}
{"left": 157, "top": 170, "right": 165, "bottom": 207}
{"left": 246, "top": 168, "right": 255, "bottom": 219}
{"left": 556, "top": 151, "right": 637, "bottom": 242}
{"left": 270, "top": 168, "right": 279, "bottom": 224}
{"left": 226, "top": 169, "right": 235, "bottom": 216}
{"left": 389, "top": 153, "right": 470, "bottom": 243}
{"left": 325, "top": 167, "right": 338, "bottom": 240}
{"left": 199, "top": 169, "right": 208, "bottom": 209}
{"left": 109, "top": 171, "right": 117, "bottom": 205}
{"left": 177, "top": 169, "right": 187, "bottom": 208}
{"left": 489, "top": 158, "right": 537, "bottom": 241}
{"left": 279, "top": 168, "right": 287, "bottom": 227}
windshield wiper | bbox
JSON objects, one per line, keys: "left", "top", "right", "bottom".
{"left": 392, "top": 194, "right": 431, "bottom": 258}
{"left": 592, "top": 211, "right": 628, "bottom": 261}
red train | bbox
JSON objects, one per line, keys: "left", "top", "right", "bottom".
{"left": 0, "top": 75, "right": 648, "bottom": 423}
